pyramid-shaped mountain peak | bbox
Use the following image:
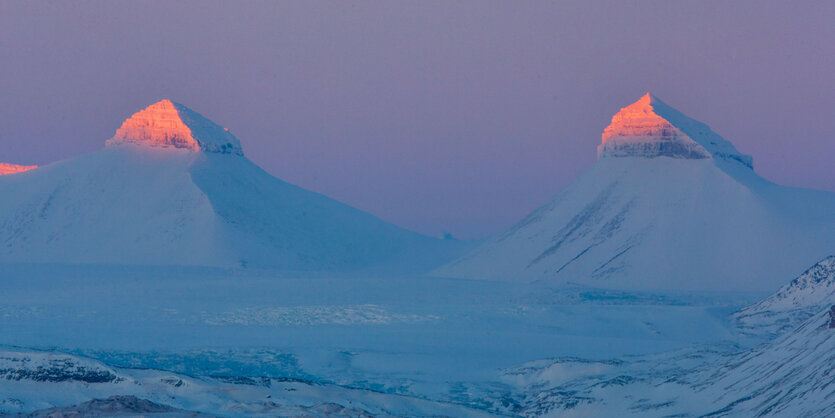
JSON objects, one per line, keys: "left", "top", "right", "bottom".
{"left": 598, "top": 93, "right": 752, "bottom": 168}
{"left": 106, "top": 100, "right": 243, "bottom": 155}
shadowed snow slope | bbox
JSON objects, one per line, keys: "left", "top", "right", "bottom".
{"left": 435, "top": 94, "right": 835, "bottom": 291}
{"left": 700, "top": 305, "right": 835, "bottom": 417}
{"left": 501, "top": 258, "right": 835, "bottom": 417}
{"left": 735, "top": 255, "right": 835, "bottom": 337}
{"left": 0, "top": 101, "right": 465, "bottom": 271}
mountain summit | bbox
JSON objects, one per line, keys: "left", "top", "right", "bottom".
{"left": 105, "top": 100, "right": 243, "bottom": 155}
{"left": 598, "top": 93, "right": 752, "bottom": 167}
{"left": 435, "top": 94, "right": 835, "bottom": 291}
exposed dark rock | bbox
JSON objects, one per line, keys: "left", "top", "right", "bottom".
{"left": 23, "top": 395, "right": 211, "bottom": 417}
{"left": 0, "top": 358, "right": 117, "bottom": 384}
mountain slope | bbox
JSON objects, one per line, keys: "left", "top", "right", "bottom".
{"left": 500, "top": 257, "right": 835, "bottom": 417}
{"left": 735, "top": 255, "right": 835, "bottom": 338}
{"left": 435, "top": 94, "right": 835, "bottom": 291}
{"left": 0, "top": 100, "right": 464, "bottom": 271}
{"left": 699, "top": 305, "right": 835, "bottom": 417}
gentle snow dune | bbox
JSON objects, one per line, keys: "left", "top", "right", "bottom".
{"left": 436, "top": 94, "right": 835, "bottom": 292}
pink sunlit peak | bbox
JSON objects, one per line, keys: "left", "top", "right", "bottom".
{"left": 106, "top": 100, "right": 243, "bottom": 156}
{"left": 0, "top": 162, "right": 37, "bottom": 176}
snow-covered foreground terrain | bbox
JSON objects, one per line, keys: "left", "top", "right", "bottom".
{"left": 502, "top": 256, "right": 835, "bottom": 417}
{"left": 0, "top": 348, "right": 489, "bottom": 417}
{"left": 0, "top": 263, "right": 764, "bottom": 416}
{"left": 4, "top": 257, "right": 834, "bottom": 416}
{"left": 507, "top": 299, "right": 835, "bottom": 417}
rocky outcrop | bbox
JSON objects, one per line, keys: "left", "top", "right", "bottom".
{"left": 0, "top": 351, "right": 119, "bottom": 383}
{"left": 599, "top": 94, "right": 711, "bottom": 160}
{"left": 24, "top": 395, "right": 210, "bottom": 417}
{"left": 106, "top": 100, "right": 243, "bottom": 155}
{"left": 597, "top": 93, "right": 752, "bottom": 168}
{"left": 0, "top": 163, "right": 37, "bottom": 176}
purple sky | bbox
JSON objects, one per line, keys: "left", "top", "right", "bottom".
{"left": 1, "top": 1, "right": 833, "bottom": 239}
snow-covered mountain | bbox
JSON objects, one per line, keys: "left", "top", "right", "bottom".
{"left": 699, "top": 304, "right": 835, "bottom": 417}
{"left": 498, "top": 257, "right": 835, "bottom": 417}
{"left": 504, "top": 305, "right": 835, "bottom": 417}
{"left": 0, "top": 100, "right": 465, "bottom": 271}
{"left": 735, "top": 255, "right": 835, "bottom": 338}
{"left": 436, "top": 93, "right": 835, "bottom": 291}
{"left": 741, "top": 255, "right": 835, "bottom": 313}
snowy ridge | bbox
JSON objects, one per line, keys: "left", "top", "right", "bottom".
{"left": 0, "top": 350, "right": 119, "bottom": 383}
{"left": 503, "top": 306, "right": 835, "bottom": 417}
{"left": 698, "top": 306, "right": 835, "bottom": 417}
{"left": 106, "top": 100, "right": 243, "bottom": 155}
{"left": 735, "top": 255, "right": 835, "bottom": 337}
{"left": 742, "top": 255, "right": 835, "bottom": 312}
{"left": 500, "top": 264, "right": 835, "bottom": 416}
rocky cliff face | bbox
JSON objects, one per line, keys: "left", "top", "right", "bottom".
{"left": 597, "top": 93, "right": 752, "bottom": 168}
{"left": 599, "top": 94, "right": 711, "bottom": 160}
{"left": 105, "top": 100, "right": 243, "bottom": 155}
{"left": 0, "top": 163, "right": 37, "bottom": 176}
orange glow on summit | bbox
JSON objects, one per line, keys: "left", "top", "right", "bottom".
{"left": 106, "top": 100, "right": 202, "bottom": 151}
{"left": 598, "top": 93, "right": 710, "bottom": 158}
{"left": 106, "top": 100, "right": 243, "bottom": 155}
{"left": 601, "top": 93, "right": 684, "bottom": 145}
{"left": 0, "top": 163, "right": 37, "bottom": 176}
{"left": 594, "top": 93, "right": 753, "bottom": 167}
